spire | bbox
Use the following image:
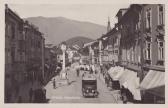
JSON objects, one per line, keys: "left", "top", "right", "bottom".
{"left": 107, "top": 16, "right": 111, "bottom": 33}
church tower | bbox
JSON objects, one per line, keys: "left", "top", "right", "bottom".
{"left": 107, "top": 17, "right": 111, "bottom": 33}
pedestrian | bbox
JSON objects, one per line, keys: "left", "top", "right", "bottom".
{"left": 66, "top": 72, "right": 69, "bottom": 85}
{"left": 18, "top": 96, "right": 22, "bottom": 103}
{"left": 29, "top": 88, "right": 33, "bottom": 102}
{"left": 122, "top": 93, "right": 128, "bottom": 104}
{"left": 76, "top": 69, "right": 79, "bottom": 77}
{"left": 53, "top": 79, "right": 56, "bottom": 89}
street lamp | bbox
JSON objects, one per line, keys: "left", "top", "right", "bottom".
{"left": 61, "top": 42, "right": 67, "bottom": 71}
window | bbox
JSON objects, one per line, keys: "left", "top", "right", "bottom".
{"left": 146, "top": 42, "right": 151, "bottom": 60}
{"left": 116, "top": 38, "right": 119, "bottom": 45}
{"left": 131, "top": 47, "right": 134, "bottom": 62}
{"left": 5, "top": 23, "right": 8, "bottom": 35}
{"left": 158, "top": 5, "right": 164, "bottom": 25}
{"left": 11, "top": 47, "right": 15, "bottom": 63}
{"left": 135, "top": 23, "right": 138, "bottom": 31}
{"left": 127, "top": 50, "right": 130, "bottom": 61}
{"left": 158, "top": 41, "right": 164, "bottom": 60}
{"left": 11, "top": 25, "right": 15, "bottom": 39}
{"left": 146, "top": 8, "right": 152, "bottom": 30}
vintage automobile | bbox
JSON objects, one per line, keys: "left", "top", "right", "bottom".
{"left": 82, "top": 74, "right": 99, "bottom": 98}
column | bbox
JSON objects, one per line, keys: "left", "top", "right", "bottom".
{"left": 62, "top": 50, "right": 65, "bottom": 70}
{"left": 99, "top": 40, "right": 102, "bottom": 65}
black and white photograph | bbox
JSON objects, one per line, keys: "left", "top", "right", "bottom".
{"left": 3, "top": 0, "right": 166, "bottom": 105}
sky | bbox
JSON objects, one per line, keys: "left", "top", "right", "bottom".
{"left": 8, "top": 4, "right": 130, "bottom": 27}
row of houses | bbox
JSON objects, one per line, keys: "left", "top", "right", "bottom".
{"left": 5, "top": 5, "right": 45, "bottom": 102}
{"left": 83, "top": 4, "right": 165, "bottom": 104}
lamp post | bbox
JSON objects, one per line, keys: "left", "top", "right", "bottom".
{"left": 61, "top": 43, "right": 67, "bottom": 71}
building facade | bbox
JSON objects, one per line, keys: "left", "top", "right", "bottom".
{"left": 95, "top": 4, "right": 165, "bottom": 104}
{"left": 100, "top": 26, "right": 121, "bottom": 65}
{"left": 139, "top": 4, "right": 165, "bottom": 104}
{"left": 5, "top": 5, "right": 26, "bottom": 102}
{"left": 24, "top": 21, "right": 45, "bottom": 83}
{"left": 5, "top": 5, "right": 45, "bottom": 102}
{"left": 115, "top": 4, "right": 165, "bottom": 103}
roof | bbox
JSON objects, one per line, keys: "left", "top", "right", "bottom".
{"left": 116, "top": 8, "right": 128, "bottom": 17}
{"left": 55, "top": 48, "right": 62, "bottom": 55}
{"left": 82, "top": 74, "right": 96, "bottom": 80}
{"left": 45, "top": 44, "right": 54, "bottom": 48}
{"left": 100, "top": 27, "right": 118, "bottom": 39}
{"left": 83, "top": 40, "right": 97, "bottom": 48}
{"left": 117, "top": 4, "right": 142, "bottom": 25}
{"left": 5, "top": 4, "right": 23, "bottom": 23}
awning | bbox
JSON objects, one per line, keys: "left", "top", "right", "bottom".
{"left": 108, "top": 66, "right": 124, "bottom": 81}
{"left": 119, "top": 69, "right": 141, "bottom": 100}
{"left": 140, "top": 70, "right": 165, "bottom": 90}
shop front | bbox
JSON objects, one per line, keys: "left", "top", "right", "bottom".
{"left": 118, "top": 69, "right": 141, "bottom": 102}
{"left": 140, "top": 70, "right": 165, "bottom": 104}
{"left": 108, "top": 66, "right": 124, "bottom": 90}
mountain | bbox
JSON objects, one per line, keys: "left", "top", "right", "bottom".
{"left": 25, "top": 16, "right": 106, "bottom": 45}
{"left": 65, "top": 36, "right": 93, "bottom": 50}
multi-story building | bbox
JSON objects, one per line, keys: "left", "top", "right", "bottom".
{"left": 115, "top": 4, "right": 165, "bottom": 103}
{"left": 91, "top": 41, "right": 99, "bottom": 64}
{"left": 5, "top": 4, "right": 26, "bottom": 102}
{"left": 24, "top": 21, "right": 45, "bottom": 83}
{"left": 139, "top": 4, "right": 165, "bottom": 104}
{"left": 83, "top": 41, "right": 98, "bottom": 64}
{"left": 100, "top": 26, "right": 121, "bottom": 65}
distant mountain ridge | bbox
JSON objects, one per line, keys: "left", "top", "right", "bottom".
{"left": 25, "top": 16, "right": 106, "bottom": 45}
{"left": 65, "top": 36, "right": 93, "bottom": 50}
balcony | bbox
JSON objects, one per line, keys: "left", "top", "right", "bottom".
{"left": 157, "top": 24, "right": 164, "bottom": 30}
{"left": 145, "top": 35, "right": 151, "bottom": 42}
{"left": 156, "top": 33, "right": 164, "bottom": 40}
{"left": 157, "top": 60, "right": 164, "bottom": 66}
{"left": 145, "top": 59, "right": 151, "bottom": 65}
{"left": 145, "top": 27, "right": 151, "bottom": 33}
{"left": 156, "top": 24, "right": 165, "bottom": 37}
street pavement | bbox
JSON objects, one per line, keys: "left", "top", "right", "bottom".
{"left": 44, "top": 65, "right": 120, "bottom": 103}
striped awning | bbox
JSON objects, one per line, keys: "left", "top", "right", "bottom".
{"left": 140, "top": 70, "right": 165, "bottom": 90}
{"left": 119, "top": 69, "right": 141, "bottom": 100}
{"left": 108, "top": 66, "right": 124, "bottom": 81}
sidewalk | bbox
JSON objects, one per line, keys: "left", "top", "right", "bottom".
{"left": 98, "top": 73, "right": 123, "bottom": 104}
{"left": 10, "top": 80, "right": 42, "bottom": 103}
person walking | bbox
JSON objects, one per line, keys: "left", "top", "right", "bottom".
{"left": 53, "top": 79, "right": 56, "bottom": 89}
{"left": 76, "top": 69, "right": 79, "bottom": 77}
{"left": 66, "top": 72, "right": 69, "bottom": 85}
{"left": 29, "top": 88, "right": 33, "bottom": 102}
{"left": 122, "top": 93, "right": 128, "bottom": 104}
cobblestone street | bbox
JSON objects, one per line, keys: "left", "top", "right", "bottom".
{"left": 44, "top": 66, "right": 122, "bottom": 103}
